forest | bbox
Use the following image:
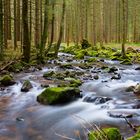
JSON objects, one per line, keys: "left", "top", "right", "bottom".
{"left": 1, "top": 0, "right": 140, "bottom": 140}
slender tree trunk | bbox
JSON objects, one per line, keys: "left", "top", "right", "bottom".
{"left": 16, "top": 0, "right": 20, "bottom": 42}
{"left": 35, "top": 0, "right": 40, "bottom": 48}
{"left": 93, "top": 0, "right": 96, "bottom": 46}
{"left": 22, "top": 0, "right": 31, "bottom": 62}
{"left": 45, "top": 0, "right": 55, "bottom": 55}
{"left": 122, "top": 0, "right": 126, "bottom": 58}
{"left": 14, "top": 0, "right": 17, "bottom": 50}
{"left": 39, "top": 0, "right": 49, "bottom": 59}
{"left": 7, "top": 0, "right": 11, "bottom": 40}
{"left": 100, "top": 0, "right": 104, "bottom": 48}
{"left": 4, "top": 0, "right": 8, "bottom": 48}
{"left": 0, "top": 0, "right": 3, "bottom": 58}
{"left": 54, "top": 0, "right": 66, "bottom": 57}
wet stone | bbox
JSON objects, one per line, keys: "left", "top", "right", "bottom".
{"left": 135, "top": 67, "right": 140, "bottom": 70}
{"left": 108, "top": 66, "right": 118, "bottom": 73}
{"left": 108, "top": 111, "right": 133, "bottom": 118}
{"left": 16, "top": 117, "right": 24, "bottom": 122}
{"left": 111, "top": 74, "right": 121, "bottom": 80}
{"left": 83, "top": 95, "right": 112, "bottom": 104}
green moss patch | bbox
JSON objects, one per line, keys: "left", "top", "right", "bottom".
{"left": 89, "top": 128, "right": 123, "bottom": 140}
{"left": 37, "top": 87, "right": 80, "bottom": 105}
{"left": 0, "top": 74, "right": 15, "bottom": 86}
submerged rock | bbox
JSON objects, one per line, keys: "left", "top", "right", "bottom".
{"left": 125, "top": 86, "right": 135, "bottom": 92}
{"left": 37, "top": 87, "right": 81, "bottom": 105}
{"left": 83, "top": 95, "right": 112, "bottom": 104}
{"left": 108, "top": 66, "right": 118, "bottom": 73}
{"left": 16, "top": 117, "right": 24, "bottom": 122}
{"left": 88, "top": 127, "right": 123, "bottom": 140}
{"left": 59, "top": 63, "right": 73, "bottom": 69}
{"left": 135, "top": 67, "right": 140, "bottom": 70}
{"left": 108, "top": 111, "right": 133, "bottom": 118}
{"left": 21, "top": 80, "right": 33, "bottom": 92}
{"left": 93, "top": 75, "right": 99, "bottom": 80}
{"left": 0, "top": 75, "right": 15, "bottom": 86}
{"left": 111, "top": 74, "right": 121, "bottom": 80}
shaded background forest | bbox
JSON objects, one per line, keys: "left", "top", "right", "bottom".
{"left": 0, "top": 0, "right": 140, "bottom": 62}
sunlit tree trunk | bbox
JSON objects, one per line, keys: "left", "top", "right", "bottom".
{"left": 54, "top": 0, "right": 66, "bottom": 57}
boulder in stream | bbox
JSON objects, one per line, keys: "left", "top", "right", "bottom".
{"left": 88, "top": 127, "right": 123, "bottom": 140}
{"left": 111, "top": 74, "right": 121, "bottom": 80}
{"left": 43, "top": 71, "right": 55, "bottom": 78}
{"left": 135, "top": 67, "right": 140, "bottom": 70}
{"left": 0, "top": 74, "right": 15, "bottom": 86}
{"left": 21, "top": 80, "right": 33, "bottom": 92}
{"left": 108, "top": 66, "right": 118, "bottom": 73}
{"left": 37, "top": 87, "right": 80, "bottom": 105}
{"left": 83, "top": 95, "right": 112, "bottom": 104}
{"left": 125, "top": 86, "right": 135, "bottom": 92}
{"left": 108, "top": 111, "right": 133, "bottom": 118}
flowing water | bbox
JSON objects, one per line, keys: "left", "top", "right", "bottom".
{"left": 0, "top": 54, "right": 140, "bottom": 140}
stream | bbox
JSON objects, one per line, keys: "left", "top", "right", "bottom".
{"left": 0, "top": 53, "right": 140, "bottom": 140}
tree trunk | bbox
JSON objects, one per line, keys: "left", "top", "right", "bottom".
{"left": 39, "top": 0, "right": 49, "bottom": 60}
{"left": 54, "top": 0, "right": 66, "bottom": 57}
{"left": 14, "top": 0, "right": 17, "bottom": 50}
{"left": 122, "top": 0, "right": 126, "bottom": 58}
{"left": 22, "top": 0, "right": 31, "bottom": 62}
{"left": 45, "top": 0, "right": 55, "bottom": 55}
{"left": 0, "top": 0, "right": 3, "bottom": 58}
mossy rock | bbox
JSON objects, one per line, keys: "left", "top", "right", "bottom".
{"left": 37, "top": 87, "right": 81, "bottom": 105}
{"left": 81, "top": 39, "right": 91, "bottom": 49}
{"left": 64, "top": 78, "right": 82, "bottom": 87}
{"left": 8, "top": 62, "right": 25, "bottom": 73}
{"left": 89, "top": 128, "right": 123, "bottom": 140}
{"left": 21, "top": 80, "right": 33, "bottom": 92}
{"left": 120, "top": 59, "right": 132, "bottom": 65}
{"left": 75, "top": 53, "right": 85, "bottom": 59}
{"left": 127, "top": 130, "right": 140, "bottom": 140}
{"left": 87, "top": 57, "right": 97, "bottom": 63}
{"left": 59, "top": 63, "right": 73, "bottom": 69}
{"left": 43, "top": 71, "right": 55, "bottom": 78}
{"left": 0, "top": 75, "right": 15, "bottom": 86}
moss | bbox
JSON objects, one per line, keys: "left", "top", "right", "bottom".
{"left": 120, "top": 59, "right": 132, "bottom": 65}
{"left": 64, "top": 78, "right": 82, "bottom": 87}
{"left": 37, "top": 87, "right": 80, "bottom": 105}
{"left": 87, "top": 57, "right": 97, "bottom": 63}
{"left": 59, "top": 63, "right": 73, "bottom": 69}
{"left": 21, "top": 80, "right": 33, "bottom": 92}
{"left": 43, "top": 71, "right": 55, "bottom": 78}
{"left": 74, "top": 50, "right": 88, "bottom": 59}
{"left": 0, "top": 75, "right": 15, "bottom": 86}
{"left": 8, "top": 61, "right": 28, "bottom": 72}
{"left": 89, "top": 128, "right": 123, "bottom": 140}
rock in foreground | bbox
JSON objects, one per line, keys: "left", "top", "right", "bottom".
{"left": 37, "top": 87, "right": 80, "bottom": 105}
